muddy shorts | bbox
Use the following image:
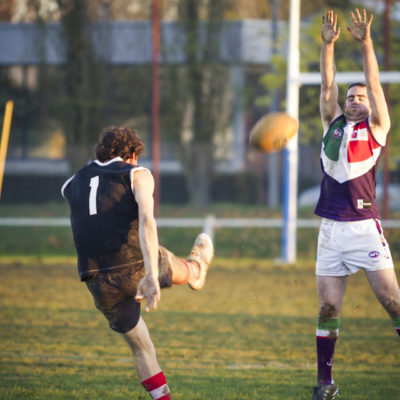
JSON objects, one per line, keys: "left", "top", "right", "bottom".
{"left": 85, "top": 246, "right": 173, "bottom": 333}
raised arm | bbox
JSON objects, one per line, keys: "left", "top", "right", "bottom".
{"left": 320, "top": 10, "right": 343, "bottom": 132}
{"left": 347, "top": 8, "right": 390, "bottom": 145}
{"left": 133, "top": 169, "right": 161, "bottom": 312}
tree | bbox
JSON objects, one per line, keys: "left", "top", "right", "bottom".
{"left": 168, "top": 0, "right": 232, "bottom": 207}
{"left": 55, "top": 0, "right": 110, "bottom": 171}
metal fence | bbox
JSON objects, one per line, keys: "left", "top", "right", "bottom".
{"left": 2, "top": 216, "right": 400, "bottom": 242}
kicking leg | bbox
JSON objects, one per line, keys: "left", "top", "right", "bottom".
{"left": 366, "top": 268, "right": 400, "bottom": 335}
{"left": 158, "top": 246, "right": 196, "bottom": 285}
{"left": 158, "top": 233, "right": 214, "bottom": 290}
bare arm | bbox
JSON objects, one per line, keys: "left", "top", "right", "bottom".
{"left": 320, "top": 10, "right": 343, "bottom": 132}
{"left": 133, "top": 169, "right": 161, "bottom": 312}
{"left": 347, "top": 9, "right": 390, "bottom": 145}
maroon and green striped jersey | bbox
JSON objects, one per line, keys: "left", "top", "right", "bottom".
{"left": 314, "top": 115, "right": 384, "bottom": 221}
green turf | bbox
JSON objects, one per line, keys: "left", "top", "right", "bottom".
{"left": 0, "top": 258, "right": 399, "bottom": 399}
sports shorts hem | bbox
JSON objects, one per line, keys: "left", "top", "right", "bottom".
{"left": 315, "top": 262, "right": 394, "bottom": 277}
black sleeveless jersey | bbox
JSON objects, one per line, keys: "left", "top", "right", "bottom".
{"left": 62, "top": 158, "right": 146, "bottom": 280}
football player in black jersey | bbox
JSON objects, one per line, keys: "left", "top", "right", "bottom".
{"left": 62, "top": 126, "right": 214, "bottom": 399}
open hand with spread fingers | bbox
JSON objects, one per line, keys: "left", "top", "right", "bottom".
{"left": 135, "top": 273, "right": 161, "bottom": 312}
{"left": 347, "top": 8, "right": 373, "bottom": 42}
{"left": 321, "top": 10, "right": 340, "bottom": 44}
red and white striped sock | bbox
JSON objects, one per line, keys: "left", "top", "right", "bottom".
{"left": 141, "top": 371, "right": 171, "bottom": 399}
{"left": 181, "top": 258, "right": 200, "bottom": 281}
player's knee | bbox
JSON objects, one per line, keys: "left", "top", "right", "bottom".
{"left": 380, "top": 295, "right": 400, "bottom": 318}
{"left": 158, "top": 247, "right": 173, "bottom": 288}
{"left": 159, "top": 272, "right": 173, "bottom": 289}
{"left": 319, "top": 302, "right": 338, "bottom": 321}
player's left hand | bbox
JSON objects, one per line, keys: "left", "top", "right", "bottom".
{"left": 347, "top": 8, "right": 373, "bottom": 42}
{"left": 135, "top": 274, "right": 161, "bottom": 312}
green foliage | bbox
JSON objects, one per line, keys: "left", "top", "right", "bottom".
{"left": 256, "top": 55, "right": 287, "bottom": 110}
{"left": 0, "top": 260, "right": 399, "bottom": 399}
{"left": 55, "top": 1, "right": 109, "bottom": 168}
{"left": 0, "top": 2, "right": 112, "bottom": 168}
{"left": 165, "top": 0, "right": 233, "bottom": 207}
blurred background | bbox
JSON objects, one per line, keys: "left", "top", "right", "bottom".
{"left": 1, "top": 0, "right": 400, "bottom": 259}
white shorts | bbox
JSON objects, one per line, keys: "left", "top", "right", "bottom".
{"left": 316, "top": 218, "right": 394, "bottom": 276}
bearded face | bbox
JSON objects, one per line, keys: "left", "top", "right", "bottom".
{"left": 344, "top": 85, "right": 371, "bottom": 122}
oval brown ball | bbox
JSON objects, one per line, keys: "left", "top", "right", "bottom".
{"left": 249, "top": 112, "right": 298, "bottom": 153}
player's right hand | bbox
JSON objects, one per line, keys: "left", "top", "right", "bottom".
{"left": 135, "top": 273, "right": 161, "bottom": 313}
{"left": 321, "top": 10, "right": 340, "bottom": 44}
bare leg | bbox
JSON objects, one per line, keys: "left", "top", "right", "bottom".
{"left": 317, "top": 275, "right": 349, "bottom": 318}
{"left": 159, "top": 246, "right": 194, "bottom": 285}
{"left": 315, "top": 275, "right": 348, "bottom": 386}
{"left": 365, "top": 268, "right": 400, "bottom": 318}
{"left": 158, "top": 234, "right": 213, "bottom": 290}
{"left": 122, "top": 316, "right": 161, "bottom": 381}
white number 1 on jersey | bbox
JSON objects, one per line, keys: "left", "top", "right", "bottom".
{"left": 89, "top": 176, "right": 99, "bottom": 215}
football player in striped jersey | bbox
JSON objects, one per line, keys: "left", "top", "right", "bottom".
{"left": 313, "top": 9, "right": 400, "bottom": 400}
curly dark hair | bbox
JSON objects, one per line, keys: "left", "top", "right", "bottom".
{"left": 95, "top": 126, "right": 144, "bottom": 162}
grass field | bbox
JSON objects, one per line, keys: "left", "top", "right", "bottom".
{"left": 1, "top": 257, "right": 399, "bottom": 399}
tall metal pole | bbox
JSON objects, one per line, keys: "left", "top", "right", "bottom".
{"left": 267, "top": 0, "right": 280, "bottom": 209}
{"left": 151, "top": 0, "right": 161, "bottom": 216}
{"left": 281, "top": 0, "right": 300, "bottom": 263}
{"left": 383, "top": 0, "right": 391, "bottom": 219}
